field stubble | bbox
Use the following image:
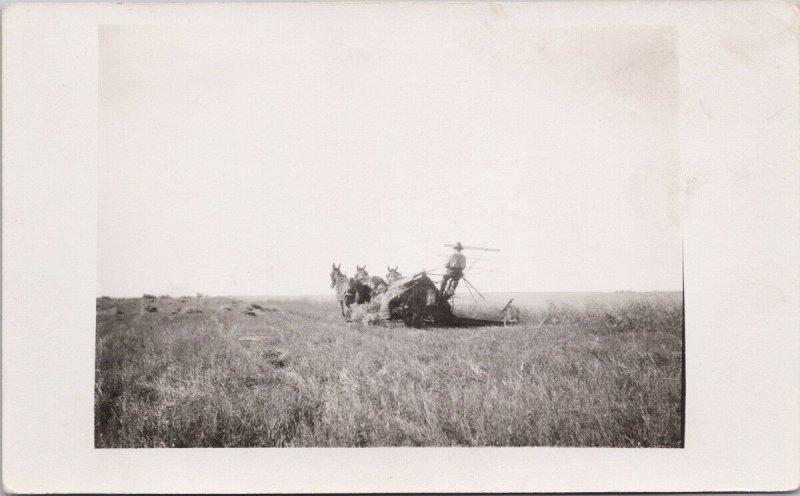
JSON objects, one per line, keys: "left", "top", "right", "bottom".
{"left": 95, "top": 293, "right": 683, "bottom": 447}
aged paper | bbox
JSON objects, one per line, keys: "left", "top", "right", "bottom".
{"left": 3, "top": 1, "right": 799, "bottom": 493}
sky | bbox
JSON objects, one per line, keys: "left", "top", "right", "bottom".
{"left": 98, "top": 13, "right": 681, "bottom": 297}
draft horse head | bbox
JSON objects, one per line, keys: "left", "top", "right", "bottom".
{"left": 330, "top": 263, "right": 344, "bottom": 288}
{"left": 386, "top": 265, "right": 402, "bottom": 283}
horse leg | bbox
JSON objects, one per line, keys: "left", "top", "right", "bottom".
{"left": 339, "top": 300, "right": 346, "bottom": 317}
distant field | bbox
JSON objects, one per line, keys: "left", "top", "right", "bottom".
{"left": 95, "top": 292, "right": 683, "bottom": 447}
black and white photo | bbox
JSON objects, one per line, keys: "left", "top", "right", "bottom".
{"left": 95, "top": 20, "right": 683, "bottom": 448}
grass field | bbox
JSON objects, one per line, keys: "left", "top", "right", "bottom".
{"left": 95, "top": 292, "right": 683, "bottom": 448}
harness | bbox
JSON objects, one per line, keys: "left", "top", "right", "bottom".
{"left": 334, "top": 274, "right": 353, "bottom": 302}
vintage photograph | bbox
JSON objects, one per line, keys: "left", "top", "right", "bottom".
{"left": 95, "top": 20, "right": 684, "bottom": 448}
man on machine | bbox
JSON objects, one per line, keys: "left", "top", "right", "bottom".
{"left": 439, "top": 241, "right": 466, "bottom": 297}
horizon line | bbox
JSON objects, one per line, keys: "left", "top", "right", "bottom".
{"left": 98, "top": 289, "right": 685, "bottom": 299}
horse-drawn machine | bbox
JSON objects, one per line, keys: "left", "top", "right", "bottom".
{"left": 330, "top": 243, "right": 520, "bottom": 328}
{"left": 382, "top": 272, "right": 518, "bottom": 328}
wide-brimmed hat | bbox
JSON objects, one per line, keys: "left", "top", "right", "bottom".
{"left": 454, "top": 242, "right": 464, "bottom": 251}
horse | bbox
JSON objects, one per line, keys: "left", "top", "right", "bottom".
{"left": 385, "top": 265, "right": 403, "bottom": 284}
{"left": 330, "top": 263, "right": 371, "bottom": 320}
{"left": 355, "top": 265, "right": 388, "bottom": 294}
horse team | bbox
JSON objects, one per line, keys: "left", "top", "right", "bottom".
{"left": 329, "top": 263, "right": 403, "bottom": 320}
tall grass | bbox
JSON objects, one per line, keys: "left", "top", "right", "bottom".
{"left": 95, "top": 294, "right": 682, "bottom": 447}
